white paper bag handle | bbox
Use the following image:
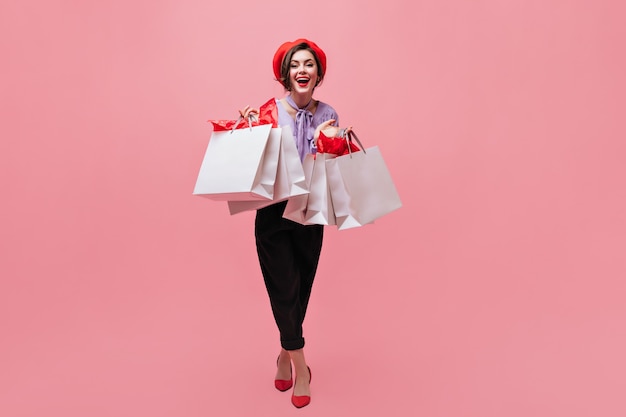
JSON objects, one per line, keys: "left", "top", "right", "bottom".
{"left": 230, "top": 114, "right": 259, "bottom": 133}
{"left": 340, "top": 129, "right": 366, "bottom": 158}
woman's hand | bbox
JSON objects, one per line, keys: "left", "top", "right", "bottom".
{"left": 239, "top": 105, "right": 259, "bottom": 121}
{"left": 314, "top": 119, "right": 353, "bottom": 145}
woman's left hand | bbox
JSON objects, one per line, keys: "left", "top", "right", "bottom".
{"left": 314, "top": 120, "right": 352, "bottom": 145}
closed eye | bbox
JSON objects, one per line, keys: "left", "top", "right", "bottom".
{"left": 291, "top": 59, "right": 315, "bottom": 66}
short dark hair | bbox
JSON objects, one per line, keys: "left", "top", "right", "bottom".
{"left": 279, "top": 42, "right": 324, "bottom": 91}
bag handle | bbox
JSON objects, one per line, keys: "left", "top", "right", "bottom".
{"left": 230, "top": 114, "right": 258, "bottom": 133}
{"left": 339, "top": 129, "right": 366, "bottom": 158}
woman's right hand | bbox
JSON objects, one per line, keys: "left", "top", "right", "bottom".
{"left": 239, "top": 105, "right": 259, "bottom": 121}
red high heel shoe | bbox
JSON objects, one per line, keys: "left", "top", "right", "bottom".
{"left": 291, "top": 367, "right": 311, "bottom": 408}
{"left": 274, "top": 356, "right": 293, "bottom": 392}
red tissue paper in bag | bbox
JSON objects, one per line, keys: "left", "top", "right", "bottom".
{"left": 317, "top": 131, "right": 361, "bottom": 155}
{"left": 209, "top": 98, "right": 278, "bottom": 131}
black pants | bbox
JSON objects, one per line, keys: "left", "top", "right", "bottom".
{"left": 255, "top": 201, "right": 324, "bottom": 351}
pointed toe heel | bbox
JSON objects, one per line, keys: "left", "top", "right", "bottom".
{"left": 291, "top": 367, "right": 311, "bottom": 408}
{"left": 274, "top": 356, "right": 293, "bottom": 392}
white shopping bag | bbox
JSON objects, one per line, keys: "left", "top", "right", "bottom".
{"left": 303, "top": 152, "right": 336, "bottom": 226}
{"left": 193, "top": 124, "right": 279, "bottom": 201}
{"left": 326, "top": 145, "right": 402, "bottom": 230}
{"left": 282, "top": 153, "right": 315, "bottom": 224}
{"left": 227, "top": 126, "right": 308, "bottom": 214}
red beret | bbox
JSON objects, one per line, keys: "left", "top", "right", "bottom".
{"left": 272, "top": 39, "right": 327, "bottom": 85}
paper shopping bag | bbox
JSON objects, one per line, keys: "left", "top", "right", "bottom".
{"left": 227, "top": 126, "right": 308, "bottom": 214}
{"left": 193, "top": 124, "right": 280, "bottom": 201}
{"left": 326, "top": 145, "right": 402, "bottom": 230}
{"left": 303, "top": 152, "right": 336, "bottom": 226}
{"left": 282, "top": 153, "right": 315, "bottom": 224}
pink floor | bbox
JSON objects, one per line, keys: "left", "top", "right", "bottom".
{"left": 3, "top": 216, "right": 625, "bottom": 416}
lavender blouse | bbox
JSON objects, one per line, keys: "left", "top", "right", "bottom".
{"left": 276, "top": 95, "right": 339, "bottom": 162}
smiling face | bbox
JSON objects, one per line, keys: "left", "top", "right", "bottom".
{"left": 289, "top": 50, "right": 318, "bottom": 94}
{"left": 280, "top": 44, "right": 324, "bottom": 93}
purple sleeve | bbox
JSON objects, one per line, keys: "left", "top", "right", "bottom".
{"left": 313, "top": 101, "right": 339, "bottom": 127}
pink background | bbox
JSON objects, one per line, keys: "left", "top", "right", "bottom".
{"left": 2, "top": 1, "right": 625, "bottom": 416}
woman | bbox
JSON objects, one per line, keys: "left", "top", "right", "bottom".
{"left": 240, "top": 38, "right": 344, "bottom": 408}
